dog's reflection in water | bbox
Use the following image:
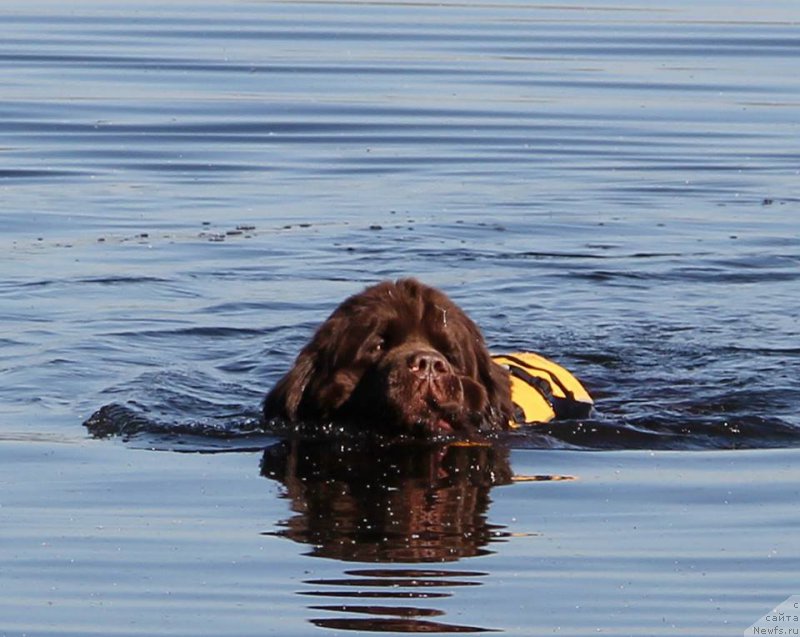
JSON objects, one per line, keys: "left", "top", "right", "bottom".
{"left": 261, "top": 439, "right": 522, "bottom": 633}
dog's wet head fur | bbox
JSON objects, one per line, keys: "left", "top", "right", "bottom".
{"left": 263, "top": 279, "right": 513, "bottom": 437}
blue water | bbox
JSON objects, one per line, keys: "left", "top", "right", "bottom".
{"left": 1, "top": 1, "right": 799, "bottom": 635}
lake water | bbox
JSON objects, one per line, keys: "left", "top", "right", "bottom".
{"left": 1, "top": 1, "right": 799, "bottom": 635}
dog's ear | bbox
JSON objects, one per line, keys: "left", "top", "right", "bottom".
{"left": 436, "top": 304, "right": 512, "bottom": 430}
{"left": 263, "top": 348, "right": 317, "bottom": 422}
{"left": 263, "top": 309, "right": 352, "bottom": 423}
{"left": 461, "top": 319, "right": 514, "bottom": 429}
{"left": 482, "top": 356, "right": 514, "bottom": 428}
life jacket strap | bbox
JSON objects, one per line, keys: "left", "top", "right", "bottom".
{"left": 492, "top": 352, "right": 594, "bottom": 425}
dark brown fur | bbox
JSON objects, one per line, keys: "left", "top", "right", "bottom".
{"left": 263, "top": 278, "right": 514, "bottom": 436}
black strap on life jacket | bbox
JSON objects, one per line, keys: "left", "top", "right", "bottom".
{"left": 503, "top": 354, "right": 592, "bottom": 421}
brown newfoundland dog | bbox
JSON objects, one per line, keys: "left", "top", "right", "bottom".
{"left": 263, "top": 278, "right": 515, "bottom": 436}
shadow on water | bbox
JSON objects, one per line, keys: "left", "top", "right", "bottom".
{"left": 260, "top": 438, "right": 516, "bottom": 563}
{"left": 259, "top": 438, "right": 550, "bottom": 633}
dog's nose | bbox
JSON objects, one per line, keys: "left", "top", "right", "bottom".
{"left": 408, "top": 351, "right": 450, "bottom": 378}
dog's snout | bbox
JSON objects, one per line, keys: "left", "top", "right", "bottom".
{"left": 408, "top": 350, "right": 450, "bottom": 378}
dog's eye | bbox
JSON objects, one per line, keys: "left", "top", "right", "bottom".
{"left": 439, "top": 342, "right": 462, "bottom": 367}
{"left": 367, "top": 337, "right": 385, "bottom": 354}
{"left": 444, "top": 350, "right": 461, "bottom": 366}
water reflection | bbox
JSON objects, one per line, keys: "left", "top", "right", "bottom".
{"left": 260, "top": 439, "right": 516, "bottom": 632}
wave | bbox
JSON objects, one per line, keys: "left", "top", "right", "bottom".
{"left": 84, "top": 399, "right": 800, "bottom": 453}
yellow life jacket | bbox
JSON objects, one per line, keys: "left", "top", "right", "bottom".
{"left": 492, "top": 352, "right": 594, "bottom": 426}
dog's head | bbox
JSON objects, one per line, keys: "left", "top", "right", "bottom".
{"left": 264, "top": 278, "right": 513, "bottom": 436}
